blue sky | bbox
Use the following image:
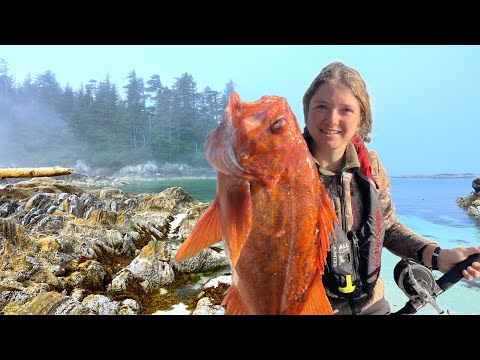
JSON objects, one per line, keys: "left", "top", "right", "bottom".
{"left": 0, "top": 45, "right": 479, "bottom": 176}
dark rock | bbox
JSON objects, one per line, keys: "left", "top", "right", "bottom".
{"left": 473, "top": 178, "right": 480, "bottom": 193}
{"left": 0, "top": 202, "right": 18, "bottom": 218}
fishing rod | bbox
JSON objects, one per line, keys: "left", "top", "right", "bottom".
{"left": 392, "top": 253, "right": 480, "bottom": 315}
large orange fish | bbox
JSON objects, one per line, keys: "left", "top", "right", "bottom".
{"left": 174, "top": 92, "right": 336, "bottom": 314}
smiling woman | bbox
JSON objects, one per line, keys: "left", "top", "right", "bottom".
{"left": 301, "top": 61, "right": 480, "bottom": 315}
{"left": 306, "top": 82, "right": 361, "bottom": 173}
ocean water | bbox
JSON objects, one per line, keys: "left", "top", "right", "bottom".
{"left": 118, "top": 178, "right": 217, "bottom": 203}
{"left": 118, "top": 177, "right": 480, "bottom": 315}
{"left": 385, "top": 177, "right": 480, "bottom": 315}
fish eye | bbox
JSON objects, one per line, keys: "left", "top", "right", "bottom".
{"left": 271, "top": 118, "right": 286, "bottom": 132}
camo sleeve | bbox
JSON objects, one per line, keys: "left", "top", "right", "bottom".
{"left": 368, "top": 150, "right": 437, "bottom": 261}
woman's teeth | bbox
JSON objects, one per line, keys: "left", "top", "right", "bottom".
{"left": 321, "top": 129, "right": 340, "bottom": 134}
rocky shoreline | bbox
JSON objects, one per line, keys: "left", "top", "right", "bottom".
{"left": 0, "top": 177, "right": 230, "bottom": 315}
{"left": 457, "top": 178, "right": 480, "bottom": 219}
{"left": 2, "top": 174, "right": 478, "bottom": 315}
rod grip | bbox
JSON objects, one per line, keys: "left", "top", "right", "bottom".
{"left": 436, "top": 253, "right": 480, "bottom": 292}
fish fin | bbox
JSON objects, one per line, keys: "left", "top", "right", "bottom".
{"left": 299, "top": 271, "right": 333, "bottom": 315}
{"left": 222, "top": 285, "right": 250, "bottom": 315}
{"left": 174, "top": 199, "right": 221, "bottom": 262}
{"left": 297, "top": 186, "right": 336, "bottom": 315}
{"left": 316, "top": 184, "right": 337, "bottom": 271}
{"left": 224, "top": 179, "right": 252, "bottom": 269}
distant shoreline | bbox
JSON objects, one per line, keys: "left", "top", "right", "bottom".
{"left": 391, "top": 174, "right": 479, "bottom": 179}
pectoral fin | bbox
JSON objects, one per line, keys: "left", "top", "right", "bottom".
{"left": 220, "top": 176, "right": 252, "bottom": 269}
{"left": 174, "top": 199, "right": 221, "bottom": 262}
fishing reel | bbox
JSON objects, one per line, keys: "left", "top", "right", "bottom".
{"left": 393, "top": 258, "right": 446, "bottom": 314}
{"left": 392, "top": 253, "right": 480, "bottom": 315}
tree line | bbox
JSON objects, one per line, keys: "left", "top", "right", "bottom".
{"left": 0, "top": 58, "right": 235, "bottom": 169}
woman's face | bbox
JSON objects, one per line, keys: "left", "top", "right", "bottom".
{"left": 307, "top": 82, "right": 361, "bottom": 154}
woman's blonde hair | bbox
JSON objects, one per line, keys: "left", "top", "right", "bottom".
{"left": 302, "top": 61, "right": 372, "bottom": 143}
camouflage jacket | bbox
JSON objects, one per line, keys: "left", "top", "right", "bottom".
{"left": 316, "top": 141, "right": 436, "bottom": 314}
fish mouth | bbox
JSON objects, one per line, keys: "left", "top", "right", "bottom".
{"left": 205, "top": 127, "right": 247, "bottom": 177}
{"left": 225, "top": 140, "right": 246, "bottom": 176}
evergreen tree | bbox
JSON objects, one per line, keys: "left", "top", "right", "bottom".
{"left": 194, "top": 86, "right": 220, "bottom": 165}
{"left": 84, "top": 79, "right": 97, "bottom": 105}
{"left": 0, "top": 58, "right": 13, "bottom": 102}
{"left": 69, "top": 84, "right": 91, "bottom": 157}
{"left": 219, "top": 79, "right": 236, "bottom": 117}
{"left": 88, "top": 75, "right": 125, "bottom": 167}
{"left": 60, "top": 83, "right": 75, "bottom": 119}
{"left": 33, "top": 70, "right": 63, "bottom": 112}
{"left": 145, "top": 74, "right": 163, "bottom": 131}
{"left": 150, "top": 85, "right": 174, "bottom": 162}
{"left": 123, "top": 70, "right": 148, "bottom": 157}
{"left": 171, "top": 72, "right": 197, "bottom": 162}
{"left": 17, "top": 73, "right": 35, "bottom": 104}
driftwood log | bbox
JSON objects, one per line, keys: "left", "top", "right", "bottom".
{"left": 0, "top": 166, "right": 74, "bottom": 179}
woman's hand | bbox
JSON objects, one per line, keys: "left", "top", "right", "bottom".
{"left": 423, "top": 244, "right": 480, "bottom": 280}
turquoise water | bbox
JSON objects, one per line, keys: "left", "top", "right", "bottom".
{"left": 118, "top": 177, "right": 480, "bottom": 315}
{"left": 118, "top": 178, "right": 217, "bottom": 203}
{"left": 386, "top": 177, "right": 480, "bottom": 315}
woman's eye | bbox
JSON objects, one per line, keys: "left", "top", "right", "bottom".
{"left": 271, "top": 118, "right": 286, "bottom": 131}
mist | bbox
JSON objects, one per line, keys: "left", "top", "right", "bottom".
{"left": 0, "top": 65, "right": 233, "bottom": 175}
{"left": 0, "top": 98, "right": 77, "bottom": 168}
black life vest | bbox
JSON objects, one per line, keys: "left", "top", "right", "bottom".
{"left": 322, "top": 135, "right": 385, "bottom": 299}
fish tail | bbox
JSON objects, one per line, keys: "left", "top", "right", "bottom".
{"left": 222, "top": 285, "right": 250, "bottom": 315}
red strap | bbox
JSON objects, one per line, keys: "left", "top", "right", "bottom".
{"left": 351, "top": 134, "right": 379, "bottom": 189}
